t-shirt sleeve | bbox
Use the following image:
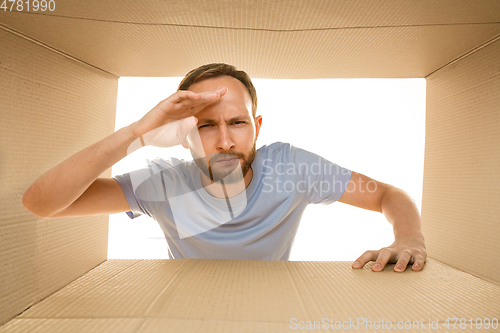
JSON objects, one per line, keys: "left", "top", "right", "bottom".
{"left": 292, "top": 145, "right": 352, "bottom": 205}
{"left": 114, "top": 172, "right": 144, "bottom": 219}
{"left": 113, "top": 164, "right": 169, "bottom": 219}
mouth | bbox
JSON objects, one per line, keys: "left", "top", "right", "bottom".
{"left": 214, "top": 157, "right": 239, "bottom": 165}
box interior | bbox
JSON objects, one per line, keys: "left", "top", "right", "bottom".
{"left": 1, "top": 0, "right": 499, "bottom": 330}
{"left": 2, "top": 259, "right": 500, "bottom": 332}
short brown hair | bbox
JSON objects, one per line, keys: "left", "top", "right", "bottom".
{"left": 178, "top": 63, "right": 257, "bottom": 118}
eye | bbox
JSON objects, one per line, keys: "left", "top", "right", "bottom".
{"left": 198, "top": 124, "right": 211, "bottom": 129}
{"left": 233, "top": 121, "right": 246, "bottom": 126}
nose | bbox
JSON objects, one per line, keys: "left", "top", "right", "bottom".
{"left": 216, "top": 124, "right": 235, "bottom": 151}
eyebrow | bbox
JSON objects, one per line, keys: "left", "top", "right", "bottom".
{"left": 198, "top": 116, "right": 250, "bottom": 125}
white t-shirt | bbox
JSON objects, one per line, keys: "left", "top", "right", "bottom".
{"left": 114, "top": 142, "right": 352, "bottom": 260}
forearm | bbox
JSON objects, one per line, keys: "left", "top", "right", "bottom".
{"left": 23, "top": 123, "right": 140, "bottom": 217}
{"left": 380, "top": 187, "right": 425, "bottom": 242}
{"left": 23, "top": 87, "right": 226, "bottom": 218}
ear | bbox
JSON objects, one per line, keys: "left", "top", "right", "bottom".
{"left": 254, "top": 115, "right": 263, "bottom": 141}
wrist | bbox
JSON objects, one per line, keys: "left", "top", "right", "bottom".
{"left": 129, "top": 120, "right": 143, "bottom": 139}
{"left": 394, "top": 233, "right": 426, "bottom": 245}
{"left": 139, "top": 135, "right": 146, "bottom": 147}
{"left": 124, "top": 122, "right": 144, "bottom": 155}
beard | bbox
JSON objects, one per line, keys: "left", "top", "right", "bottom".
{"left": 191, "top": 143, "right": 256, "bottom": 184}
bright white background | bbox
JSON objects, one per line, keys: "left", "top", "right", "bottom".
{"left": 109, "top": 77, "right": 426, "bottom": 261}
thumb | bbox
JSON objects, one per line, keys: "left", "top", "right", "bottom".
{"left": 177, "top": 116, "right": 198, "bottom": 143}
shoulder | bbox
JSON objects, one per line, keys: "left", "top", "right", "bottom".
{"left": 257, "top": 141, "right": 315, "bottom": 162}
{"left": 257, "top": 141, "right": 295, "bottom": 157}
{"left": 147, "top": 157, "right": 196, "bottom": 179}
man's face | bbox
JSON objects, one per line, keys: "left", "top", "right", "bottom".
{"left": 183, "top": 76, "right": 262, "bottom": 184}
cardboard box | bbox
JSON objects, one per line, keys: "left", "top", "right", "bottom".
{"left": 2, "top": 259, "right": 500, "bottom": 332}
{"left": 1, "top": 1, "right": 499, "bottom": 331}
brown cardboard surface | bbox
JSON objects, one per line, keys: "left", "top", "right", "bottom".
{"left": 0, "top": 26, "right": 117, "bottom": 325}
{"left": 422, "top": 38, "right": 500, "bottom": 285}
{"left": 0, "top": 259, "right": 499, "bottom": 332}
{"left": 0, "top": 1, "right": 499, "bottom": 78}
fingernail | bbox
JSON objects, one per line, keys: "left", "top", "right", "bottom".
{"left": 373, "top": 263, "right": 381, "bottom": 269}
{"left": 396, "top": 264, "right": 403, "bottom": 271}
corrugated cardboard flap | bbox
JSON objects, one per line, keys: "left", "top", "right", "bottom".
{"left": 1, "top": 259, "right": 499, "bottom": 332}
{"left": 1, "top": 0, "right": 499, "bottom": 78}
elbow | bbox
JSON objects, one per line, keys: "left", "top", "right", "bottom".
{"left": 378, "top": 185, "right": 401, "bottom": 213}
{"left": 379, "top": 185, "right": 416, "bottom": 216}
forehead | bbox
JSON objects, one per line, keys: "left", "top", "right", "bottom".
{"left": 188, "top": 76, "right": 253, "bottom": 120}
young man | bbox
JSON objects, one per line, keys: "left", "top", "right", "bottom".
{"left": 22, "top": 63, "right": 426, "bottom": 272}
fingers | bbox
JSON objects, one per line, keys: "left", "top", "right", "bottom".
{"left": 352, "top": 250, "right": 378, "bottom": 269}
{"left": 394, "top": 249, "right": 412, "bottom": 272}
{"left": 352, "top": 247, "right": 427, "bottom": 273}
{"left": 371, "top": 248, "right": 393, "bottom": 272}
{"left": 168, "top": 90, "right": 201, "bottom": 103}
{"left": 395, "top": 248, "right": 426, "bottom": 272}
{"left": 134, "top": 86, "right": 227, "bottom": 144}
{"left": 150, "top": 86, "right": 228, "bottom": 127}
{"left": 156, "top": 86, "right": 226, "bottom": 121}
{"left": 201, "top": 85, "right": 228, "bottom": 100}
{"left": 352, "top": 248, "right": 393, "bottom": 272}
{"left": 177, "top": 116, "right": 198, "bottom": 143}
{"left": 170, "top": 86, "right": 227, "bottom": 105}
{"left": 411, "top": 252, "right": 426, "bottom": 271}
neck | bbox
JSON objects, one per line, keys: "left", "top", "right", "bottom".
{"left": 200, "top": 167, "right": 253, "bottom": 198}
